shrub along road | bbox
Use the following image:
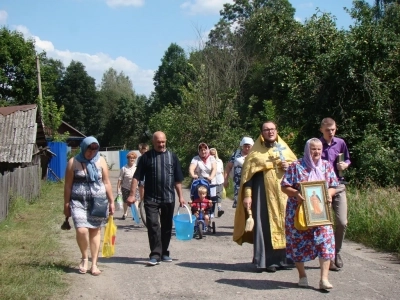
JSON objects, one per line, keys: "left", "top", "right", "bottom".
{"left": 61, "top": 171, "right": 400, "bottom": 299}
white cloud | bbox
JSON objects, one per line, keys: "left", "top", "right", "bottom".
{"left": 105, "top": 0, "right": 144, "bottom": 8}
{"left": 180, "top": 0, "right": 234, "bottom": 15}
{"left": 295, "top": 16, "right": 302, "bottom": 22}
{"left": 0, "top": 10, "right": 8, "bottom": 24}
{"left": 14, "top": 25, "right": 154, "bottom": 96}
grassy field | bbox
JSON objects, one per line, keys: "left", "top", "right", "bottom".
{"left": 0, "top": 182, "right": 71, "bottom": 300}
{"left": 346, "top": 186, "right": 400, "bottom": 255}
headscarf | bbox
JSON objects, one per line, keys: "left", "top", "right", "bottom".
{"left": 303, "top": 138, "right": 324, "bottom": 181}
{"left": 75, "top": 136, "right": 100, "bottom": 182}
{"left": 239, "top": 137, "right": 254, "bottom": 147}
{"left": 198, "top": 142, "right": 210, "bottom": 163}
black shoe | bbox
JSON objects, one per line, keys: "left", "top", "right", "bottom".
{"left": 277, "top": 262, "right": 294, "bottom": 270}
{"left": 335, "top": 253, "right": 343, "bottom": 268}
{"left": 265, "top": 266, "right": 277, "bottom": 273}
{"left": 122, "top": 214, "right": 126, "bottom": 220}
{"left": 329, "top": 260, "right": 340, "bottom": 272}
{"left": 217, "top": 210, "right": 224, "bottom": 217}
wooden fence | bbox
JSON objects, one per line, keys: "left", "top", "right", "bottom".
{"left": 0, "top": 165, "right": 41, "bottom": 221}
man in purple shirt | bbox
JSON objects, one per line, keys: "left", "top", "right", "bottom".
{"left": 319, "top": 118, "right": 351, "bottom": 271}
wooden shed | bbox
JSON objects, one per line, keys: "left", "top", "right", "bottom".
{"left": 0, "top": 104, "right": 47, "bottom": 221}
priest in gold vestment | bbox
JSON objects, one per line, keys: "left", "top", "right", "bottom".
{"left": 233, "top": 121, "right": 297, "bottom": 272}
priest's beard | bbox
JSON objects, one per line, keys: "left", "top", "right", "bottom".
{"left": 264, "top": 140, "right": 276, "bottom": 148}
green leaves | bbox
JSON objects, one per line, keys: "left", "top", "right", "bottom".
{"left": 0, "top": 27, "right": 37, "bottom": 104}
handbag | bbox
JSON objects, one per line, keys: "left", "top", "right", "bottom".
{"left": 90, "top": 196, "right": 109, "bottom": 218}
{"left": 294, "top": 203, "right": 308, "bottom": 231}
{"left": 82, "top": 163, "right": 109, "bottom": 218}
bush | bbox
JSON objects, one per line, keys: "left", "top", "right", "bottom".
{"left": 348, "top": 126, "right": 400, "bottom": 187}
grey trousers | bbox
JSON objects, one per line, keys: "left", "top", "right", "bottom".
{"left": 332, "top": 184, "right": 348, "bottom": 254}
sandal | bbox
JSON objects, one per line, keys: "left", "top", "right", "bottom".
{"left": 90, "top": 265, "right": 102, "bottom": 276}
{"left": 79, "top": 258, "right": 88, "bottom": 274}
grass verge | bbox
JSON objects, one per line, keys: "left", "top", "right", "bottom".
{"left": 346, "top": 186, "right": 400, "bottom": 254}
{"left": 0, "top": 181, "right": 72, "bottom": 300}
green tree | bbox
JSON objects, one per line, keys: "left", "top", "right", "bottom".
{"left": 0, "top": 27, "right": 38, "bottom": 105}
{"left": 41, "top": 95, "right": 69, "bottom": 142}
{"left": 151, "top": 43, "right": 194, "bottom": 113}
{"left": 55, "top": 60, "right": 99, "bottom": 135}
{"left": 40, "top": 57, "right": 64, "bottom": 99}
{"left": 97, "top": 68, "right": 147, "bottom": 147}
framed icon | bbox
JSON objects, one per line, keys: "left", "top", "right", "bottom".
{"left": 299, "top": 180, "right": 334, "bottom": 227}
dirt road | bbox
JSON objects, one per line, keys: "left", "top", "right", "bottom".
{"left": 61, "top": 171, "right": 400, "bottom": 299}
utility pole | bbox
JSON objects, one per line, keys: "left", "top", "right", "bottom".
{"left": 36, "top": 55, "right": 45, "bottom": 121}
{"left": 36, "top": 55, "right": 43, "bottom": 100}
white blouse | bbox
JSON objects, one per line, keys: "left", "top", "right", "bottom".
{"left": 190, "top": 155, "right": 217, "bottom": 185}
{"left": 118, "top": 164, "right": 137, "bottom": 190}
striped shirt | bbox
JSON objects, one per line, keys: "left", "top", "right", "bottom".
{"left": 133, "top": 149, "right": 184, "bottom": 203}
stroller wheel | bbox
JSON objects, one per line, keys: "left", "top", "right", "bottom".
{"left": 212, "top": 221, "right": 216, "bottom": 234}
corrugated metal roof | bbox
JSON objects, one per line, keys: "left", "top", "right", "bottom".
{"left": 0, "top": 105, "right": 39, "bottom": 163}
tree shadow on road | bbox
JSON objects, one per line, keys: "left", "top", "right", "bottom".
{"left": 98, "top": 256, "right": 146, "bottom": 266}
{"left": 215, "top": 278, "right": 298, "bottom": 290}
{"left": 176, "top": 261, "right": 257, "bottom": 273}
{"left": 216, "top": 278, "right": 321, "bottom": 292}
{"left": 217, "top": 226, "right": 234, "bottom": 230}
{"left": 116, "top": 224, "right": 146, "bottom": 231}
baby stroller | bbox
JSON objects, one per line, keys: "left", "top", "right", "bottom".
{"left": 189, "top": 178, "right": 216, "bottom": 239}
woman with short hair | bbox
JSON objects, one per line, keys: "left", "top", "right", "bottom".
{"left": 117, "top": 151, "right": 139, "bottom": 220}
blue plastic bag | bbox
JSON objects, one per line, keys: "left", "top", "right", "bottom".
{"left": 130, "top": 204, "right": 140, "bottom": 224}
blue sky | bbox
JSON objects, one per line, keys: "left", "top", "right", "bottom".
{"left": 0, "top": 0, "right": 373, "bottom": 96}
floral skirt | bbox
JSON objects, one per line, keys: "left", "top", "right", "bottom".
{"left": 285, "top": 197, "right": 335, "bottom": 262}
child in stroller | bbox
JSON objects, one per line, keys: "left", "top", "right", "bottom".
{"left": 189, "top": 179, "right": 216, "bottom": 238}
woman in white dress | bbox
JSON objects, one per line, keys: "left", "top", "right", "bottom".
{"left": 210, "top": 148, "right": 225, "bottom": 217}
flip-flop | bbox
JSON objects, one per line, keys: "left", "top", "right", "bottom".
{"left": 79, "top": 258, "right": 88, "bottom": 274}
{"left": 90, "top": 265, "right": 101, "bottom": 276}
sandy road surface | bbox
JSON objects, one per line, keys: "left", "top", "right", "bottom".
{"left": 59, "top": 171, "right": 400, "bottom": 300}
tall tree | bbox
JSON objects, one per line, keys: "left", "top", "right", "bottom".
{"left": 0, "top": 27, "right": 38, "bottom": 105}
{"left": 55, "top": 60, "right": 99, "bottom": 134}
{"left": 97, "top": 68, "right": 146, "bottom": 146}
{"left": 40, "top": 57, "right": 64, "bottom": 99}
{"left": 151, "top": 43, "right": 193, "bottom": 113}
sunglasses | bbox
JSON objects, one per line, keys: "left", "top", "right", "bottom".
{"left": 88, "top": 144, "right": 99, "bottom": 150}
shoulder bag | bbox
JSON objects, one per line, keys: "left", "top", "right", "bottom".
{"left": 82, "top": 163, "right": 109, "bottom": 218}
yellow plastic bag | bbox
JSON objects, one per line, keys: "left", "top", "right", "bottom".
{"left": 294, "top": 203, "right": 308, "bottom": 231}
{"left": 102, "top": 216, "right": 117, "bottom": 257}
{"left": 222, "top": 187, "right": 227, "bottom": 199}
